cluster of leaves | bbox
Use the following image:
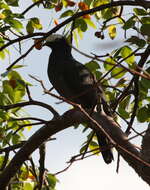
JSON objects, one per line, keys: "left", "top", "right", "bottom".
{"left": 78, "top": 7, "right": 150, "bottom": 153}
{"left": 0, "top": 70, "right": 27, "bottom": 142}
{"left": 0, "top": 0, "right": 150, "bottom": 189}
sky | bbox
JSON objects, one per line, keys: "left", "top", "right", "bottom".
{"left": 1, "top": 1, "right": 149, "bottom": 189}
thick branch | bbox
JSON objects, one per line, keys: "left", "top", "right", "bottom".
{"left": 0, "top": 109, "right": 150, "bottom": 188}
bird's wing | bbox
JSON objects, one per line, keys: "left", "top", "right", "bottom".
{"left": 63, "top": 58, "right": 95, "bottom": 90}
{"left": 61, "top": 58, "right": 98, "bottom": 107}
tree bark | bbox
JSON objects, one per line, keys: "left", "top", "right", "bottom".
{"left": 0, "top": 109, "right": 149, "bottom": 189}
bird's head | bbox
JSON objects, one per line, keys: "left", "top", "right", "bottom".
{"left": 43, "top": 34, "right": 69, "bottom": 49}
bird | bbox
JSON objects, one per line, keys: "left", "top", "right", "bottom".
{"left": 44, "top": 34, "right": 113, "bottom": 164}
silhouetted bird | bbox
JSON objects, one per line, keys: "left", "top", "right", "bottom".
{"left": 44, "top": 34, "right": 113, "bottom": 164}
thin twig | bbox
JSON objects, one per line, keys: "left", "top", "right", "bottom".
{"left": 0, "top": 100, "right": 59, "bottom": 117}
{"left": 21, "top": 0, "right": 44, "bottom": 15}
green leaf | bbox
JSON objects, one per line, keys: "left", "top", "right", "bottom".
{"left": 84, "top": 0, "right": 93, "bottom": 6}
{"left": 12, "top": 134, "right": 20, "bottom": 144}
{"left": 84, "top": 18, "right": 96, "bottom": 29}
{"left": 13, "top": 90, "right": 24, "bottom": 103}
{"left": 0, "top": 110, "right": 10, "bottom": 121}
{"left": 0, "top": 2, "right": 10, "bottom": 10}
{"left": 123, "top": 16, "right": 136, "bottom": 30}
{"left": 3, "top": 80, "right": 14, "bottom": 101}
{"left": 120, "top": 46, "right": 135, "bottom": 65}
{"left": 24, "top": 182, "right": 35, "bottom": 190}
{"left": 0, "top": 156, "right": 5, "bottom": 168}
{"left": 31, "top": 17, "right": 42, "bottom": 30}
{"left": 73, "top": 29, "right": 79, "bottom": 47}
{"left": 133, "top": 8, "right": 147, "bottom": 15}
{"left": 26, "top": 20, "right": 34, "bottom": 34}
{"left": 118, "top": 107, "right": 130, "bottom": 119}
{"left": 89, "top": 140, "right": 99, "bottom": 154}
{"left": 8, "top": 70, "right": 23, "bottom": 80}
{"left": 11, "top": 65, "right": 26, "bottom": 69}
{"left": 141, "top": 17, "right": 150, "bottom": 24}
{"left": 104, "top": 57, "right": 116, "bottom": 71}
{"left": 140, "top": 67, "right": 150, "bottom": 89}
{"left": 111, "top": 67, "right": 126, "bottom": 79}
{"left": 85, "top": 61, "right": 100, "bottom": 72}
{"left": 0, "top": 50, "right": 5, "bottom": 60}
{"left": 94, "top": 70, "right": 102, "bottom": 80}
{"left": 140, "top": 24, "right": 150, "bottom": 36}
{"left": 137, "top": 105, "right": 150, "bottom": 122}
{"left": 74, "top": 18, "right": 88, "bottom": 32}
{"left": 46, "top": 174, "right": 58, "bottom": 188}
{"left": 6, "top": 18, "right": 23, "bottom": 31}
{"left": 0, "top": 92, "right": 11, "bottom": 105}
{"left": 60, "top": 10, "right": 74, "bottom": 18}
{"left": 126, "top": 36, "right": 146, "bottom": 48}
{"left": 5, "top": 0, "right": 19, "bottom": 7}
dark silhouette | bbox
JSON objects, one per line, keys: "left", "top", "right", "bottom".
{"left": 44, "top": 34, "right": 113, "bottom": 164}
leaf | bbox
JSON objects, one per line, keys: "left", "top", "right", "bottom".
{"left": 0, "top": 2, "right": 10, "bottom": 10}
{"left": 115, "top": 78, "right": 128, "bottom": 87}
{"left": 126, "top": 36, "right": 146, "bottom": 48}
{"left": 140, "top": 24, "right": 150, "bottom": 36}
{"left": 108, "top": 25, "right": 116, "bottom": 40}
{"left": 11, "top": 65, "right": 26, "bottom": 69}
{"left": 46, "top": 174, "right": 58, "bottom": 188}
{"left": 140, "top": 67, "right": 150, "bottom": 89}
{"left": 74, "top": 18, "right": 87, "bottom": 32}
{"left": 0, "top": 50, "right": 5, "bottom": 60}
{"left": 8, "top": 70, "right": 23, "bottom": 80}
{"left": 104, "top": 57, "right": 116, "bottom": 71}
{"left": 13, "top": 90, "right": 24, "bottom": 103}
{"left": 73, "top": 29, "right": 79, "bottom": 47}
{"left": 26, "top": 18, "right": 42, "bottom": 33}
{"left": 12, "top": 133, "right": 20, "bottom": 144}
{"left": 3, "top": 80, "right": 14, "bottom": 101}
{"left": 137, "top": 106, "right": 150, "bottom": 122}
{"left": 31, "top": 17, "right": 42, "bottom": 30}
{"left": 141, "top": 17, "right": 150, "bottom": 24}
{"left": 7, "top": 18, "right": 23, "bottom": 31}
{"left": 94, "top": 70, "right": 102, "bottom": 80}
{"left": 0, "top": 92, "right": 12, "bottom": 105}
{"left": 133, "top": 8, "right": 147, "bottom": 16}
{"left": 84, "top": 18, "right": 96, "bottom": 29}
{"left": 60, "top": 10, "right": 74, "bottom": 18}
{"left": 0, "top": 26, "right": 10, "bottom": 33}
{"left": 84, "top": 0, "right": 93, "bottom": 6}
{"left": 111, "top": 67, "right": 126, "bottom": 79}
{"left": 120, "top": 46, "right": 135, "bottom": 65}
{"left": 26, "top": 20, "right": 34, "bottom": 34}
{"left": 85, "top": 61, "right": 100, "bottom": 72}
{"left": 123, "top": 16, "right": 136, "bottom": 30}
{"left": 118, "top": 107, "right": 130, "bottom": 119}
{"left": 0, "top": 13, "right": 6, "bottom": 19}
{"left": 89, "top": 141, "right": 99, "bottom": 155}
{"left": 5, "top": 0, "right": 19, "bottom": 7}
{"left": 24, "top": 182, "right": 34, "bottom": 190}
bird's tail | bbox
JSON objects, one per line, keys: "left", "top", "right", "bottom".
{"left": 96, "top": 132, "right": 114, "bottom": 164}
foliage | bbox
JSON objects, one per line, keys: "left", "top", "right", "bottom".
{"left": 0, "top": 0, "right": 150, "bottom": 189}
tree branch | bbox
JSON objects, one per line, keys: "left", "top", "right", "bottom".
{"left": 21, "top": 0, "right": 44, "bottom": 15}
{"left": 0, "top": 100, "right": 59, "bottom": 118}
{"left": 0, "top": 109, "right": 150, "bottom": 188}
{"left": 1, "top": 0, "right": 150, "bottom": 52}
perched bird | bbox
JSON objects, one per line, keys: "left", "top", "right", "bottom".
{"left": 44, "top": 34, "right": 113, "bottom": 164}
